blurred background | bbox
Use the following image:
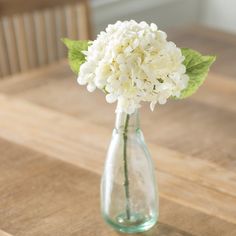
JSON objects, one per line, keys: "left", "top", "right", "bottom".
{"left": 92, "top": 0, "right": 236, "bottom": 35}
{"left": 0, "top": 0, "right": 236, "bottom": 79}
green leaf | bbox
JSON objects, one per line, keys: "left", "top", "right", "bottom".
{"left": 178, "top": 48, "right": 216, "bottom": 99}
{"left": 62, "top": 38, "right": 89, "bottom": 75}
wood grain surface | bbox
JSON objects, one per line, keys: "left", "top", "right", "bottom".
{"left": 0, "top": 26, "right": 235, "bottom": 235}
{"left": 0, "top": 0, "right": 92, "bottom": 78}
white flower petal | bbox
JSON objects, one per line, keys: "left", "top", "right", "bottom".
{"left": 106, "top": 94, "right": 117, "bottom": 103}
{"left": 76, "top": 20, "right": 188, "bottom": 114}
{"left": 150, "top": 101, "right": 156, "bottom": 111}
{"left": 158, "top": 96, "right": 167, "bottom": 104}
{"left": 150, "top": 23, "right": 158, "bottom": 31}
{"left": 87, "top": 83, "right": 96, "bottom": 92}
{"left": 77, "top": 76, "right": 87, "bottom": 85}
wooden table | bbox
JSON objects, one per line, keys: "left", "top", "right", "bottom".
{"left": 0, "top": 26, "right": 235, "bottom": 236}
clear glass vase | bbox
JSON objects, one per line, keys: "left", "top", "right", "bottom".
{"left": 101, "top": 109, "right": 159, "bottom": 233}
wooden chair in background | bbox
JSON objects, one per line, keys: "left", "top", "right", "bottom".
{"left": 0, "top": 0, "right": 92, "bottom": 78}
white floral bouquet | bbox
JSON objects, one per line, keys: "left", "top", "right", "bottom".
{"left": 63, "top": 20, "right": 215, "bottom": 114}
{"left": 63, "top": 21, "right": 216, "bottom": 233}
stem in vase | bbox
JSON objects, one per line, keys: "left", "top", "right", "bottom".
{"left": 123, "top": 114, "right": 131, "bottom": 220}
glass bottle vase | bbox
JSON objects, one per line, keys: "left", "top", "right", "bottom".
{"left": 101, "top": 110, "right": 159, "bottom": 233}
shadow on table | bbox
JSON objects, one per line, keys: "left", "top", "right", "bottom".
{"left": 116, "top": 222, "right": 193, "bottom": 236}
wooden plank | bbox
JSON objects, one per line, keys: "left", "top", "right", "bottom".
{"left": 160, "top": 198, "right": 236, "bottom": 236}
{"left": 0, "top": 20, "right": 10, "bottom": 77}
{"left": 0, "top": 0, "right": 91, "bottom": 66}
{"left": 77, "top": 0, "right": 92, "bottom": 39}
{"left": 0, "top": 63, "right": 234, "bottom": 171}
{"left": 0, "top": 0, "right": 86, "bottom": 16}
{"left": 145, "top": 100, "right": 236, "bottom": 171}
{"left": 65, "top": 4, "right": 78, "bottom": 39}
{"left": 0, "top": 230, "right": 13, "bottom": 236}
{"left": 191, "top": 73, "right": 236, "bottom": 113}
{"left": 44, "top": 9, "right": 58, "bottom": 63}
{"left": 13, "top": 14, "right": 30, "bottom": 72}
{"left": 34, "top": 11, "right": 48, "bottom": 66}
{"left": 0, "top": 61, "right": 235, "bottom": 113}
{"left": 0, "top": 95, "right": 235, "bottom": 224}
{"left": 0, "top": 138, "right": 236, "bottom": 236}
{"left": 0, "top": 62, "right": 235, "bottom": 170}
{"left": 152, "top": 145, "right": 236, "bottom": 198}
{"left": 4, "top": 73, "right": 234, "bottom": 200}
{"left": 167, "top": 25, "right": 236, "bottom": 78}
{"left": 0, "top": 60, "right": 69, "bottom": 87}
{"left": 2, "top": 17, "right": 20, "bottom": 74}
{"left": 23, "top": 13, "right": 38, "bottom": 68}
{"left": 55, "top": 7, "right": 67, "bottom": 59}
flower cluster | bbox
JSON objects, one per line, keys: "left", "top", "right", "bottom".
{"left": 78, "top": 20, "right": 189, "bottom": 114}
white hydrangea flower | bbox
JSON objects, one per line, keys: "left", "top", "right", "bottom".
{"left": 77, "top": 20, "right": 189, "bottom": 114}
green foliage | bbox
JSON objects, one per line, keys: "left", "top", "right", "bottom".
{"left": 179, "top": 48, "right": 216, "bottom": 98}
{"left": 62, "top": 38, "right": 89, "bottom": 74}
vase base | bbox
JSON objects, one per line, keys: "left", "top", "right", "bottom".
{"left": 103, "top": 212, "right": 158, "bottom": 233}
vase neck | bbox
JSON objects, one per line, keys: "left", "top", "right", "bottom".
{"left": 115, "top": 110, "right": 140, "bottom": 131}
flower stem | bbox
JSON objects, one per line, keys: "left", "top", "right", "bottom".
{"left": 123, "top": 114, "right": 131, "bottom": 220}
